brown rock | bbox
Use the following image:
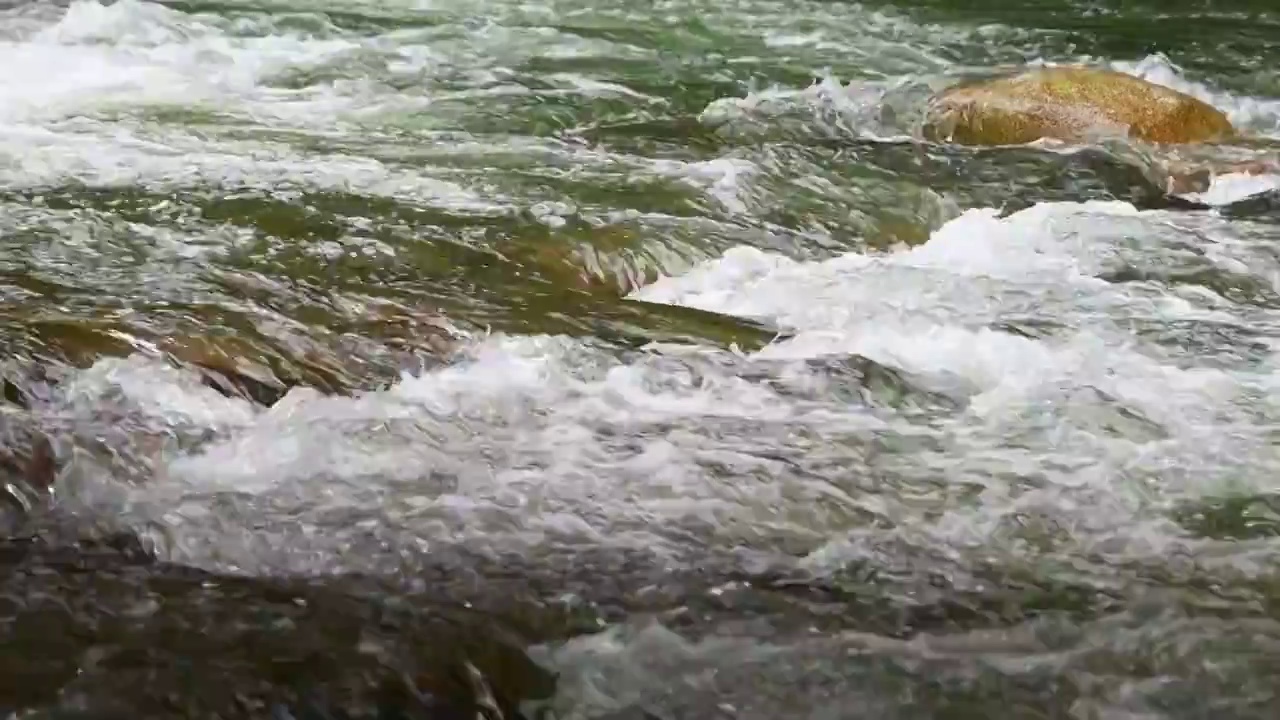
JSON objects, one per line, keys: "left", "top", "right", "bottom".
{"left": 158, "top": 335, "right": 292, "bottom": 407}
{"left": 922, "top": 66, "right": 1237, "bottom": 147}
{"left": 1164, "top": 158, "right": 1280, "bottom": 194}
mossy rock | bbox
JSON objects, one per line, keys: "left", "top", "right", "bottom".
{"left": 922, "top": 66, "right": 1237, "bottom": 147}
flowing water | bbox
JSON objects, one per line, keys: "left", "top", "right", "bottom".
{"left": 3, "top": 0, "right": 1280, "bottom": 717}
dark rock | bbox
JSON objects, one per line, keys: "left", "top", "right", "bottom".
{"left": 0, "top": 535, "right": 558, "bottom": 720}
{"left": 1, "top": 411, "right": 56, "bottom": 535}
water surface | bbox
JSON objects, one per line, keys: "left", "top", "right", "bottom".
{"left": 2, "top": 0, "right": 1280, "bottom": 717}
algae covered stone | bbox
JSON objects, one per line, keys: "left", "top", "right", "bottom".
{"left": 922, "top": 66, "right": 1237, "bottom": 147}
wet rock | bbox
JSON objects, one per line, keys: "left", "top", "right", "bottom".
{"left": 2, "top": 376, "right": 29, "bottom": 410}
{"left": 1165, "top": 158, "right": 1280, "bottom": 195}
{"left": 1171, "top": 492, "right": 1280, "bottom": 541}
{"left": 1219, "top": 186, "right": 1280, "bottom": 219}
{"left": 0, "top": 412, "right": 56, "bottom": 534}
{"left": 159, "top": 335, "right": 294, "bottom": 407}
{"left": 0, "top": 535, "right": 558, "bottom": 720}
{"left": 740, "top": 353, "right": 973, "bottom": 414}
{"left": 348, "top": 301, "right": 463, "bottom": 359}
{"left": 588, "top": 707, "right": 665, "bottom": 720}
{"left": 1, "top": 360, "right": 65, "bottom": 411}
{"left": 0, "top": 521, "right": 1180, "bottom": 720}
{"left": 922, "top": 66, "right": 1237, "bottom": 147}
{"left": 495, "top": 223, "right": 664, "bottom": 297}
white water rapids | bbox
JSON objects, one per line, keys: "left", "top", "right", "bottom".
{"left": 3, "top": 0, "right": 1280, "bottom": 718}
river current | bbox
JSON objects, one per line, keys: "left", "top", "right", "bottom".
{"left": 2, "top": 0, "right": 1280, "bottom": 718}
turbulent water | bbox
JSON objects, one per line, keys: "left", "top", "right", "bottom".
{"left": 3, "top": 0, "right": 1280, "bottom": 717}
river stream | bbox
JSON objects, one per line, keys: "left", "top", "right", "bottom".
{"left": 2, "top": 0, "right": 1280, "bottom": 718}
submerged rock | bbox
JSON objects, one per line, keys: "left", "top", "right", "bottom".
{"left": 0, "top": 536, "right": 559, "bottom": 720}
{"left": 0, "top": 410, "right": 55, "bottom": 535}
{"left": 922, "top": 66, "right": 1237, "bottom": 147}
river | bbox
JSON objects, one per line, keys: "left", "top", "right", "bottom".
{"left": 2, "top": 0, "right": 1279, "bottom": 718}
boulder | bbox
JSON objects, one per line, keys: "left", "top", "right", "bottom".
{"left": 922, "top": 66, "right": 1237, "bottom": 147}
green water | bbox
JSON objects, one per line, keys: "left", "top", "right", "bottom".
{"left": 1, "top": 0, "right": 1279, "bottom": 718}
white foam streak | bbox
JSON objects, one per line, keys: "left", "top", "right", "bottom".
{"left": 635, "top": 200, "right": 1280, "bottom": 495}
{"left": 1114, "top": 54, "right": 1280, "bottom": 137}
{"left": 7, "top": 0, "right": 1278, "bottom": 586}
{"left": 48, "top": 196, "right": 1270, "bottom": 577}
{"left": 0, "top": 0, "right": 359, "bottom": 123}
{"left": 1182, "top": 172, "right": 1280, "bottom": 206}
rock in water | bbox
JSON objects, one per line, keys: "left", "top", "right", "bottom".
{"left": 0, "top": 537, "right": 560, "bottom": 720}
{"left": 922, "top": 66, "right": 1237, "bottom": 146}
